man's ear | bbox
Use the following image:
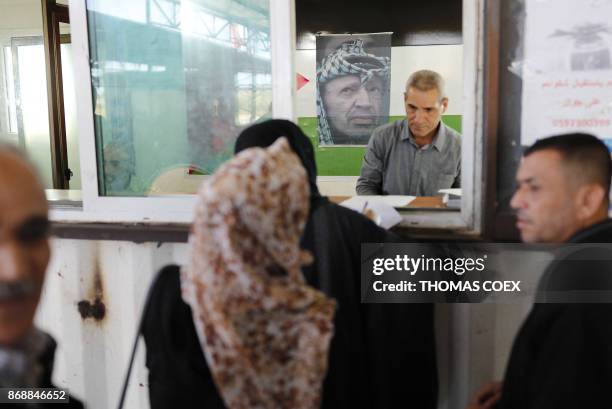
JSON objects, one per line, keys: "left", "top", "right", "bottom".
{"left": 576, "top": 184, "right": 606, "bottom": 220}
{"left": 440, "top": 97, "right": 449, "bottom": 114}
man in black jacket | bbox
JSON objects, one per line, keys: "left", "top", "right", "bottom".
{"left": 469, "top": 133, "right": 612, "bottom": 409}
{"left": 0, "top": 146, "right": 83, "bottom": 408}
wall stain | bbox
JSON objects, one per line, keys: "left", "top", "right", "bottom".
{"left": 77, "top": 247, "right": 106, "bottom": 322}
{"left": 77, "top": 298, "right": 106, "bottom": 321}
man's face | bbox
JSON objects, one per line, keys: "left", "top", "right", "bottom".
{"left": 510, "top": 150, "right": 582, "bottom": 243}
{"left": 323, "top": 75, "right": 384, "bottom": 139}
{"left": 0, "top": 151, "right": 49, "bottom": 346}
{"left": 404, "top": 87, "right": 448, "bottom": 138}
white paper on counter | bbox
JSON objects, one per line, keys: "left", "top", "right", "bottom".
{"left": 339, "top": 196, "right": 410, "bottom": 229}
{"left": 341, "top": 195, "right": 416, "bottom": 208}
{"left": 438, "top": 188, "right": 462, "bottom": 196}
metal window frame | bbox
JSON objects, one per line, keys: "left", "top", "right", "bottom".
{"left": 42, "top": 0, "right": 72, "bottom": 189}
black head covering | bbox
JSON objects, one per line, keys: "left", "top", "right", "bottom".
{"left": 235, "top": 119, "right": 322, "bottom": 202}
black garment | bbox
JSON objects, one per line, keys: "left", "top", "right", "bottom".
{"left": 142, "top": 119, "right": 438, "bottom": 409}
{"left": 142, "top": 265, "right": 225, "bottom": 409}
{"left": 4, "top": 333, "right": 85, "bottom": 409}
{"left": 301, "top": 199, "right": 437, "bottom": 409}
{"left": 237, "top": 119, "right": 437, "bottom": 409}
{"left": 234, "top": 119, "right": 323, "bottom": 212}
{"left": 499, "top": 219, "right": 612, "bottom": 409}
{"left": 142, "top": 215, "right": 437, "bottom": 409}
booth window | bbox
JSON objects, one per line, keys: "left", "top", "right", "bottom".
{"left": 86, "top": 0, "right": 272, "bottom": 197}
{"left": 53, "top": 0, "right": 489, "bottom": 236}
{"left": 294, "top": 0, "right": 463, "bottom": 181}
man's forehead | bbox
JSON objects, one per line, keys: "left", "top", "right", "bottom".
{"left": 517, "top": 149, "right": 564, "bottom": 182}
{"left": 325, "top": 74, "right": 361, "bottom": 88}
{"left": 405, "top": 87, "right": 442, "bottom": 105}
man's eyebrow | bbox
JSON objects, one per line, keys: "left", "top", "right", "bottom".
{"left": 15, "top": 215, "right": 50, "bottom": 241}
{"left": 407, "top": 104, "right": 436, "bottom": 109}
{"left": 516, "top": 176, "right": 536, "bottom": 185}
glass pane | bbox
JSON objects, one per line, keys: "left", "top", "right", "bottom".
{"left": 61, "top": 41, "right": 82, "bottom": 190}
{"left": 3, "top": 47, "right": 18, "bottom": 135}
{"left": 17, "top": 43, "right": 54, "bottom": 189}
{"left": 86, "top": 0, "right": 272, "bottom": 197}
{"left": 295, "top": 42, "right": 463, "bottom": 176}
{"left": 59, "top": 21, "right": 71, "bottom": 35}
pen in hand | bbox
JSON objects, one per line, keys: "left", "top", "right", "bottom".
{"left": 361, "top": 201, "right": 369, "bottom": 214}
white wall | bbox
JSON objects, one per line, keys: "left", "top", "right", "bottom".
{"left": 36, "top": 239, "right": 189, "bottom": 409}
{"left": 295, "top": 45, "right": 464, "bottom": 118}
{"left": 0, "top": 0, "right": 43, "bottom": 33}
{"left": 35, "top": 237, "right": 538, "bottom": 409}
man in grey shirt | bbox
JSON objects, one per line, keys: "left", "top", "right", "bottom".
{"left": 357, "top": 70, "right": 461, "bottom": 196}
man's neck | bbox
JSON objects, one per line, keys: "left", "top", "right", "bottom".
{"left": 563, "top": 210, "right": 609, "bottom": 242}
{"left": 412, "top": 123, "right": 440, "bottom": 148}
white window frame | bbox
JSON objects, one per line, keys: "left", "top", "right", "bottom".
{"left": 53, "top": 0, "right": 294, "bottom": 223}
{"left": 53, "top": 0, "right": 483, "bottom": 234}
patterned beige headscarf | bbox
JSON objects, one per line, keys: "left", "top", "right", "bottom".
{"left": 181, "top": 138, "right": 336, "bottom": 409}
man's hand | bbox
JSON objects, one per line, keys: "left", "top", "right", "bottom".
{"left": 466, "top": 381, "right": 502, "bottom": 409}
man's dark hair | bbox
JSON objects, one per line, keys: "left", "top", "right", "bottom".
{"left": 525, "top": 133, "right": 612, "bottom": 198}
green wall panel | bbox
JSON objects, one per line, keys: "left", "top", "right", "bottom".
{"left": 298, "top": 115, "right": 462, "bottom": 176}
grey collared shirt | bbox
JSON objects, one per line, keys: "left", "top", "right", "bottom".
{"left": 356, "top": 119, "right": 461, "bottom": 196}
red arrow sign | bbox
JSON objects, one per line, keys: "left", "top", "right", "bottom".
{"left": 296, "top": 73, "right": 310, "bottom": 90}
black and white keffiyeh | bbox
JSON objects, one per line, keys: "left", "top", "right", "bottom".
{"left": 316, "top": 39, "right": 390, "bottom": 145}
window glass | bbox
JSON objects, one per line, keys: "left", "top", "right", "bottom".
{"left": 86, "top": 0, "right": 272, "bottom": 196}
{"left": 3, "top": 46, "right": 18, "bottom": 135}
{"left": 15, "top": 41, "right": 54, "bottom": 189}
{"left": 294, "top": 1, "right": 463, "bottom": 188}
{"left": 61, "top": 39, "right": 82, "bottom": 190}
{"left": 295, "top": 43, "right": 463, "bottom": 176}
